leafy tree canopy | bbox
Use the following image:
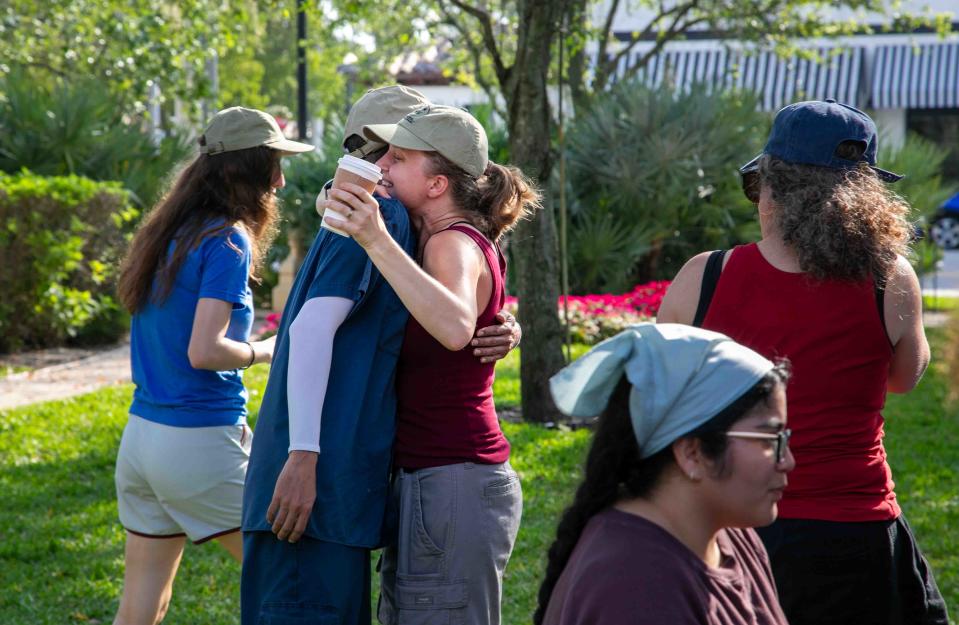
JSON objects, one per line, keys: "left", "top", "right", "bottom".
{"left": 1, "top": 0, "right": 263, "bottom": 117}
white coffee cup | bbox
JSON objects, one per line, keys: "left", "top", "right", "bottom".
{"left": 321, "top": 155, "right": 382, "bottom": 237}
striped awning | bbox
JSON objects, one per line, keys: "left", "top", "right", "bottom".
{"left": 871, "top": 43, "right": 959, "bottom": 109}
{"left": 613, "top": 47, "right": 863, "bottom": 111}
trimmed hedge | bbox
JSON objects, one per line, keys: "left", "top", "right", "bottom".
{"left": 0, "top": 171, "right": 137, "bottom": 352}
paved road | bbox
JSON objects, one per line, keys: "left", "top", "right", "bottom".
{"left": 921, "top": 249, "right": 959, "bottom": 296}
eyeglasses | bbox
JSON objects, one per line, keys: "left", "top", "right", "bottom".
{"left": 741, "top": 170, "right": 761, "bottom": 204}
{"left": 725, "top": 429, "right": 792, "bottom": 464}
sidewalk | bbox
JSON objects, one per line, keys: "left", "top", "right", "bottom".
{"left": 0, "top": 341, "right": 131, "bottom": 411}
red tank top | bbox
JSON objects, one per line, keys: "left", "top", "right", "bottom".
{"left": 394, "top": 224, "right": 510, "bottom": 469}
{"left": 703, "top": 243, "right": 899, "bottom": 522}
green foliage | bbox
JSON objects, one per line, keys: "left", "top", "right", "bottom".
{"left": 0, "top": 0, "right": 264, "bottom": 114}
{"left": 566, "top": 205, "right": 654, "bottom": 293}
{"left": 0, "top": 71, "right": 191, "bottom": 208}
{"left": 277, "top": 121, "right": 345, "bottom": 250}
{"left": 878, "top": 134, "right": 958, "bottom": 277}
{"left": 565, "top": 83, "right": 765, "bottom": 290}
{"left": 253, "top": 123, "right": 345, "bottom": 305}
{"left": 0, "top": 171, "right": 136, "bottom": 352}
{"left": 470, "top": 103, "right": 511, "bottom": 165}
{"left": 1, "top": 333, "right": 957, "bottom": 622}
{"left": 880, "top": 133, "right": 959, "bottom": 222}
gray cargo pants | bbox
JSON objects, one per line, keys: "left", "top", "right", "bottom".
{"left": 377, "top": 461, "right": 522, "bottom": 625}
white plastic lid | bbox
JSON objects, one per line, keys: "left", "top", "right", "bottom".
{"left": 337, "top": 155, "right": 382, "bottom": 182}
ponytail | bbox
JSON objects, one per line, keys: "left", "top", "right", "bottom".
{"left": 426, "top": 154, "right": 541, "bottom": 240}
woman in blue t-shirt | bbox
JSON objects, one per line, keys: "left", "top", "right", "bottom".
{"left": 112, "top": 107, "right": 313, "bottom": 625}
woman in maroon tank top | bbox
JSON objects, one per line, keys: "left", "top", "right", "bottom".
{"left": 658, "top": 101, "right": 947, "bottom": 625}
{"left": 323, "top": 105, "right": 542, "bottom": 625}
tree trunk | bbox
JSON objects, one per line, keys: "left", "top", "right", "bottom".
{"left": 505, "top": 0, "right": 567, "bottom": 422}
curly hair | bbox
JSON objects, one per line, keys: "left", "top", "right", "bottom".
{"left": 532, "top": 363, "right": 790, "bottom": 624}
{"left": 759, "top": 149, "right": 911, "bottom": 284}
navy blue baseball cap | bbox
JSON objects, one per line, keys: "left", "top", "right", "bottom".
{"left": 740, "top": 99, "right": 903, "bottom": 183}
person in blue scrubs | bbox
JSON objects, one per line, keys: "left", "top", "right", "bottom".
{"left": 240, "top": 86, "right": 521, "bottom": 625}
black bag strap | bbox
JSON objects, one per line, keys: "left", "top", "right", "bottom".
{"left": 692, "top": 250, "right": 727, "bottom": 328}
{"left": 874, "top": 278, "right": 894, "bottom": 347}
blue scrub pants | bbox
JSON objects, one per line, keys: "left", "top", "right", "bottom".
{"left": 241, "top": 531, "right": 371, "bottom": 625}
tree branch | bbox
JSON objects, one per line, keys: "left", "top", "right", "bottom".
{"left": 593, "top": 0, "right": 703, "bottom": 92}
{"left": 439, "top": 5, "right": 507, "bottom": 118}
{"left": 10, "top": 59, "right": 68, "bottom": 78}
{"left": 444, "top": 0, "right": 510, "bottom": 86}
{"left": 595, "top": 0, "right": 622, "bottom": 78}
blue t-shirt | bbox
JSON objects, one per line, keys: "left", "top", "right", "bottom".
{"left": 129, "top": 224, "right": 253, "bottom": 427}
{"left": 243, "top": 197, "right": 414, "bottom": 548}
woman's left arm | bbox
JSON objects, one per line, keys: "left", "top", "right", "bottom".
{"left": 322, "top": 184, "right": 483, "bottom": 351}
{"left": 885, "top": 255, "right": 930, "bottom": 393}
{"left": 188, "top": 298, "right": 275, "bottom": 370}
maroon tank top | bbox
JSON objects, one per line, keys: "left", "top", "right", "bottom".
{"left": 394, "top": 224, "right": 510, "bottom": 469}
{"left": 703, "top": 243, "right": 899, "bottom": 522}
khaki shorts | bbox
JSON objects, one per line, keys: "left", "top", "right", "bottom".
{"left": 115, "top": 413, "right": 251, "bottom": 543}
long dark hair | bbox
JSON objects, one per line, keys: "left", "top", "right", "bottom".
{"left": 118, "top": 146, "right": 281, "bottom": 313}
{"left": 533, "top": 363, "right": 789, "bottom": 624}
{"left": 425, "top": 152, "right": 541, "bottom": 240}
{"left": 760, "top": 141, "right": 910, "bottom": 285}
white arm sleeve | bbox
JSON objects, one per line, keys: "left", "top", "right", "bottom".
{"left": 286, "top": 296, "right": 354, "bottom": 454}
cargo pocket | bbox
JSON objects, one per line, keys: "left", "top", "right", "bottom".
{"left": 257, "top": 601, "right": 341, "bottom": 624}
{"left": 395, "top": 578, "right": 468, "bottom": 625}
{"left": 406, "top": 470, "right": 453, "bottom": 576}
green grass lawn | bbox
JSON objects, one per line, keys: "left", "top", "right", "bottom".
{"left": 924, "top": 294, "right": 959, "bottom": 312}
{"left": 0, "top": 365, "right": 31, "bottom": 379}
{"left": 1, "top": 338, "right": 956, "bottom": 623}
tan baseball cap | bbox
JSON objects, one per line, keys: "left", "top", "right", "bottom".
{"left": 344, "top": 86, "right": 431, "bottom": 158}
{"left": 199, "top": 106, "right": 314, "bottom": 156}
{"left": 363, "top": 104, "right": 489, "bottom": 178}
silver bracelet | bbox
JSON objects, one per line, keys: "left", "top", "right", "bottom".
{"left": 240, "top": 341, "right": 256, "bottom": 370}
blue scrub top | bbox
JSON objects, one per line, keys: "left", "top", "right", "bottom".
{"left": 242, "top": 197, "right": 414, "bottom": 548}
{"left": 130, "top": 224, "right": 253, "bottom": 427}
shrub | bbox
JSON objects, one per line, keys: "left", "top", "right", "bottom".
{"left": 0, "top": 171, "right": 137, "bottom": 352}
{"left": 566, "top": 83, "right": 765, "bottom": 291}
{"left": 255, "top": 122, "right": 346, "bottom": 306}
{"left": 0, "top": 70, "right": 191, "bottom": 209}
{"left": 878, "top": 134, "right": 958, "bottom": 276}
{"left": 505, "top": 281, "right": 670, "bottom": 345}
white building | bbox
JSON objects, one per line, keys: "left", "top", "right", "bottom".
{"left": 594, "top": 0, "right": 958, "bottom": 154}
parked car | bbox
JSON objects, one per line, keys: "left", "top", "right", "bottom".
{"left": 929, "top": 192, "right": 959, "bottom": 249}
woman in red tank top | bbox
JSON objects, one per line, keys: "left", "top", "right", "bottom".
{"left": 658, "top": 101, "right": 947, "bottom": 625}
{"left": 323, "top": 105, "right": 542, "bottom": 625}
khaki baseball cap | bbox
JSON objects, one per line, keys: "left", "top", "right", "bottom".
{"left": 363, "top": 105, "right": 489, "bottom": 178}
{"left": 343, "top": 85, "right": 431, "bottom": 158}
{"left": 199, "top": 106, "right": 314, "bottom": 156}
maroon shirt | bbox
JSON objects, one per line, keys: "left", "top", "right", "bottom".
{"left": 702, "top": 243, "right": 898, "bottom": 522}
{"left": 393, "top": 224, "right": 510, "bottom": 469}
{"left": 543, "top": 508, "right": 788, "bottom": 625}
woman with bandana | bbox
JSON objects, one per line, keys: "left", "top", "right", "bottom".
{"left": 536, "top": 324, "right": 793, "bottom": 625}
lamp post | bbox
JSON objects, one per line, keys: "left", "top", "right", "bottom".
{"left": 296, "top": 0, "right": 308, "bottom": 141}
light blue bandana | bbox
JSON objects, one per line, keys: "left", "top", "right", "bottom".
{"left": 549, "top": 323, "right": 774, "bottom": 458}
